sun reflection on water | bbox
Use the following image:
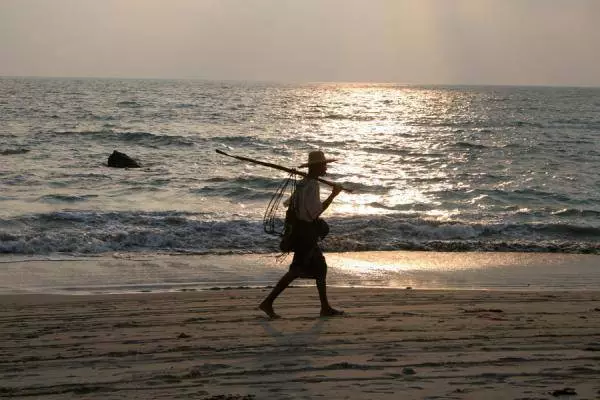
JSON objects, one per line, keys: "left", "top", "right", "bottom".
{"left": 299, "top": 84, "right": 469, "bottom": 219}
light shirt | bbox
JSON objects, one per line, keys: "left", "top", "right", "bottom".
{"left": 293, "top": 178, "right": 322, "bottom": 222}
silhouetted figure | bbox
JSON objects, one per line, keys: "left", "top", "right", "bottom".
{"left": 259, "top": 151, "right": 344, "bottom": 319}
{"left": 107, "top": 150, "right": 140, "bottom": 168}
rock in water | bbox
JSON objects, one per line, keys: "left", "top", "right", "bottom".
{"left": 107, "top": 150, "right": 140, "bottom": 168}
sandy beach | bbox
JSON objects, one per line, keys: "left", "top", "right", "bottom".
{"left": 1, "top": 286, "right": 599, "bottom": 399}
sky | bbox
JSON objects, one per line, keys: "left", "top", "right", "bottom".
{"left": 1, "top": 0, "right": 599, "bottom": 86}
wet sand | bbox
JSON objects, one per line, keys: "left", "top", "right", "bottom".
{"left": 1, "top": 287, "right": 600, "bottom": 399}
{"left": 2, "top": 251, "right": 600, "bottom": 294}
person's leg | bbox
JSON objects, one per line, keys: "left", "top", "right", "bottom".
{"left": 259, "top": 240, "right": 308, "bottom": 318}
{"left": 316, "top": 275, "right": 331, "bottom": 310}
{"left": 314, "top": 252, "right": 344, "bottom": 317}
{"left": 259, "top": 271, "right": 297, "bottom": 319}
{"left": 316, "top": 276, "right": 343, "bottom": 316}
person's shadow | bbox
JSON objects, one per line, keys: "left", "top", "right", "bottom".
{"left": 259, "top": 317, "right": 325, "bottom": 344}
{"left": 255, "top": 317, "right": 327, "bottom": 396}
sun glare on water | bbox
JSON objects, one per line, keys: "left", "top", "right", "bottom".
{"left": 306, "top": 84, "right": 459, "bottom": 220}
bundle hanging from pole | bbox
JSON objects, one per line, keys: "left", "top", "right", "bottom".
{"left": 263, "top": 171, "right": 298, "bottom": 236}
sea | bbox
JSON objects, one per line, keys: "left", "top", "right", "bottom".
{"left": 1, "top": 77, "right": 599, "bottom": 258}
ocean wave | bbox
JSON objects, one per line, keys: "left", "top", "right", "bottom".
{"left": 194, "top": 185, "right": 273, "bottom": 200}
{"left": 1, "top": 211, "right": 598, "bottom": 255}
{"left": 0, "top": 211, "right": 264, "bottom": 255}
{"left": 437, "top": 188, "right": 583, "bottom": 206}
{"left": 193, "top": 175, "right": 286, "bottom": 200}
{"left": 118, "top": 131, "right": 195, "bottom": 147}
{"left": 211, "top": 135, "right": 275, "bottom": 150}
{"left": 326, "top": 180, "right": 389, "bottom": 195}
{"left": 203, "top": 175, "right": 289, "bottom": 189}
{"left": 37, "top": 194, "right": 98, "bottom": 203}
{"left": 551, "top": 208, "right": 600, "bottom": 218}
{"left": 174, "top": 103, "right": 196, "bottom": 108}
{"left": 512, "top": 120, "right": 544, "bottom": 128}
{"left": 453, "top": 141, "right": 489, "bottom": 149}
{"left": 1, "top": 148, "right": 30, "bottom": 155}
{"left": 285, "top": 138, "right": 359, "bottom": 149}
{"left": 91, "top": 114, "right": 116, "bottom": 121}
{"left": 117, "top": 100, "right": 143, "bottom": 107}
{"left": 49, "top": 129, "right": 195, "bottom": 147}
{"left": 360, "top": 146, "right": 414, "bottom": 156}
{"left": 512, "top": 189, "right": 573, "bottom": 203}
{"left": 330, "top": 216, "right": 600, "bottom": 245}
{"left": 321, "top": 113, "right": 377, "bottom": 121}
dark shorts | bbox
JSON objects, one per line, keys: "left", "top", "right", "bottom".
{"left": 288, "top": 220, "right": 328, "bottom": 280}
{"left": 289, "top": 244, "right": 327, "bottom": 279}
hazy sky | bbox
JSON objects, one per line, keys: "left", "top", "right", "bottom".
{"left": 1, "top": 0, "right": 599, "bottom": 86}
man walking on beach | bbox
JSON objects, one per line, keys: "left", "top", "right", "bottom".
{"left": 259, "top": 150, "right": 344, "bottom": 319}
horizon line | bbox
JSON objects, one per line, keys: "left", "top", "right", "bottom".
{"left": 1, "top": 74, "right": 599, "bottom": 89}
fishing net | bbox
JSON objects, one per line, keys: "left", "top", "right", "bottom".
{"left": 263, "top": 172, "right": 298, "bottom": 236}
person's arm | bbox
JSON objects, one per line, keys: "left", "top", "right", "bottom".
{"left": 320, "top": 184, "right": 342, "bottom": 214}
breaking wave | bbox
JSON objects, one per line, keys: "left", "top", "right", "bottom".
{"left": 1, "top": 211, "right": 598, "bottom": 255}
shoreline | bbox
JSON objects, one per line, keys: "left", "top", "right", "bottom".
{"left": 1, "top": 287, "right": 599, "bottom": 399}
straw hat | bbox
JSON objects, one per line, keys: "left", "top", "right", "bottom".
{"left": 299, "top": 150, "right": 337, "bottom": 168}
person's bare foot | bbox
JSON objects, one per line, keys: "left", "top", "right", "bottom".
{"left": 320, "top": 307, "right": 344, "bottom": 317}
{"left": 259, "top": 301, "right": 281, "bottom": 319}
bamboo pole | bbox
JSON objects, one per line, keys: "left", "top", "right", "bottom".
{"left": 215, "top": 149, "right": 352, "bottom": 192}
